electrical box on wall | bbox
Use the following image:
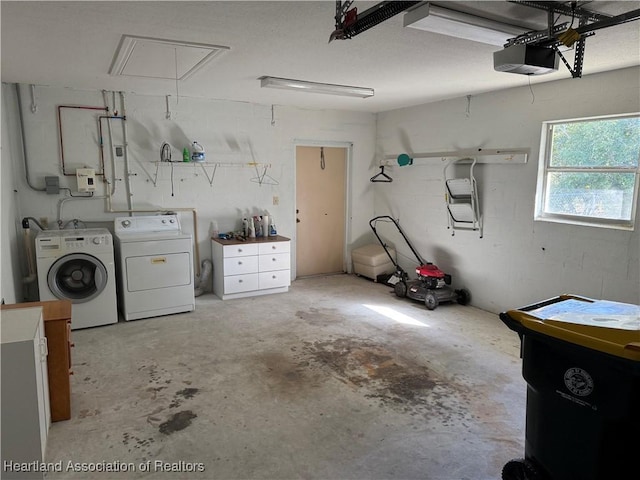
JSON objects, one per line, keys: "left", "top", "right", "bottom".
{"left": 45, "top": 176, "right": 60, "bottom": 194}
{"left": 76, "top": 168, "right": 96, "bottom": 193}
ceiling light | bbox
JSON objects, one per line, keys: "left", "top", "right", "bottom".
{"left": 259, "top": 76, "right": 374, "bottom": 98}
{"left": 404, "top": 3, "right": 527, "bottom": 46}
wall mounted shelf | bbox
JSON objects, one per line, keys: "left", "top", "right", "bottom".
{"left": 383, "top": 148, "right": 529, "bottom": 165}
{"left": 151, "top": 162, "right": 277, "bottom": 187}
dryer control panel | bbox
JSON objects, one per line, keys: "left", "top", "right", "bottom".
{"left": 114, "top": 215, "right": 181, "bottom": 235}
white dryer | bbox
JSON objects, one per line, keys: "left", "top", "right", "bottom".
{"left": 114, "top": 215, "right": 195, "bottom": 321}
{"left": 36, "top": 229, "right": 118, "bottom": 330}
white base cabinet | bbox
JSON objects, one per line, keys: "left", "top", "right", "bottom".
{"left": 212, "top": 236, "right": 291, "bottom": 300}
{"left": 1, "top": 307, "right": 50, "bottom": 479}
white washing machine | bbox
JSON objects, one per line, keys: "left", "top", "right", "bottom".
{"left": 36, "top": 228, "right": 118, "bottom": 330}
{"left": 114, "top": 215, "right": 195, "bottom": 321}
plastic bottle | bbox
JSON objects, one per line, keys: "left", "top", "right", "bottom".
{"left": 183, "top": 147, "right": 190, "bottom": 162}
{"left": 248, "top": 217, "right": 256, "bottom": 238}
{"left": 211, "top": 220, "right": 219, "bottom": 239}
{"left": 191, "top": 141, "right": 205, "bottom": 162}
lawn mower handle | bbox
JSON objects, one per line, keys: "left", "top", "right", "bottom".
{"left": 369, "top": 215, "right": 425, "bottom": 266}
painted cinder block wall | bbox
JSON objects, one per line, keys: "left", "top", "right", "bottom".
{"left": 1, "top": 84, "right": 377, "bottom": 302}
{"left": 3, "top": 67, "right": 639, "bottom": 312}
{"left": 374, "top": 66, "right": 640, "bottom": 313}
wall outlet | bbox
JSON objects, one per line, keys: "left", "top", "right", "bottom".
{"left": 39, "top": 217, "right": 49, "bottom": 229}
{"left": 273, "top": 196, "right": 279, "bottom": 206}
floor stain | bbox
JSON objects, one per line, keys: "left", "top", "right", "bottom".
{"left": 176, "top": 387, "right": 199, "bottom": 399}
{"left": 295, "top": 337, "right": 472, "bottom": 422}
{"left": 145, "top": 386, "right": 167, "bottom": 400}
{"left": 255, "top": 352, "right": 321, "bottom": 397}
{"left": 169, "top": 387, "right": 200, "bottom": 408}
{"left": 159, "top": 410, "right": 197, "bottom": 435}
{"left": 140, "top": 362, "right": 172, "bottom": 386}
{"left": 78, "top": 408, "right": 101, "bottom": 419}
{"left": 295, "top": 307, "right": 339, "bottom": 326}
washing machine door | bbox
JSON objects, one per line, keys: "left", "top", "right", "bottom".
{"left": 47, "top": 253, "right": 108, "bottom": 304}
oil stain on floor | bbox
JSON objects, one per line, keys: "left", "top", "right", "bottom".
{"left": 159, "top": 410, "right": 198, "bottom": 435}
{"left": 293, "top": 337, "right": 474, "bottom": 425}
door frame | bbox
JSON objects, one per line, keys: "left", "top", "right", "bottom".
{"left": 293, "top": 140, "right": 353, "bottom": 280}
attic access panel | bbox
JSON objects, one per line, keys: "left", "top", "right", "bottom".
{"left": 109, "top": 35, "right": 230, "bottom": 81}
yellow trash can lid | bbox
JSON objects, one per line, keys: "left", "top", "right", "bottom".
{"left": 506, "top": 295, "right": 640, "bottom": 361}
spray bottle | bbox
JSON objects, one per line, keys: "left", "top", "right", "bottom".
{"left": 242, "top": 218, "right": 249, "bottom": 237}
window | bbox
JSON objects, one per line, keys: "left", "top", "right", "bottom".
{"left": 535, "top": 113, "right": 640, "bottom": 230}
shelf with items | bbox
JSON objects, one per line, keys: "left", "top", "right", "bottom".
{"left": 381, "top": 148, "right": 529, "bottom": 166}
{"left": 151, "top": 161, "right": 278, "bottom": 187}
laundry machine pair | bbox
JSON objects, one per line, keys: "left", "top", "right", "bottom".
{"left": 35, "top": 229, "right": 118, "bottom": 330}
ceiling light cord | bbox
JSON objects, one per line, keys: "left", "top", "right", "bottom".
{"left": 528, "top": 75, "right": 535, "bottom": 104}
{"left": 320, "top": 147, "right": 326, "bottom": 170}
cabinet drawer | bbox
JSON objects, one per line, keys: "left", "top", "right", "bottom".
{"left": 259, "top": 241, "right": 290, "bottom": 255}
{"left": 224, "top": 255, "right": 259, "bottom": 275}
{"left": 224, "top": 274, "right": 259, "bottom": 294}
{"left": 259, "top": 253, "right": 291, "bottom": 272}
{"left": 259, "top": 270, "right": 291, "bottom": 289}
{"left": 223, "top": 244, "right": 259, "bottom": 258}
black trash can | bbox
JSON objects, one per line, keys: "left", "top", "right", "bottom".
{"left": 500, "top": 295, "right": 640, "bottom": 480}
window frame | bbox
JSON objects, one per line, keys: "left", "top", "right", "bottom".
{"left": 535, "top": 113, "right": 640, "bottom": 231}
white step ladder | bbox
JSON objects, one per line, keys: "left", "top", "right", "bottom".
{"left": 444, "top": 158, "right": 482, "bottom": 238}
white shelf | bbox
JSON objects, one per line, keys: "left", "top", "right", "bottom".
{"left": 150, "top": 161, "right": 276, "bottom": 186}
{"left": 383, "top": 148, "right": 529, "bottom": 165}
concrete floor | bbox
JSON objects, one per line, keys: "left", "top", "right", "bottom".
{"left": 44, "top": 274, "right": 526, "bottom": 480}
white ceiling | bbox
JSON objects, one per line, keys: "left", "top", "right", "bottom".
{"left": 2, "top": 1, "right": 639, "bottom": 113}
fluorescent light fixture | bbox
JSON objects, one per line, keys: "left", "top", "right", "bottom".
{"left": 259, "top": 76, "right": 374, "bottom": 98}
{"left": 404, "top": 3, "right": 527, "bottom": 46}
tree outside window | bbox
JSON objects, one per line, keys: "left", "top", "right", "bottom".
{"left": 535, "top": 114, "right": 640, "bottom": 230}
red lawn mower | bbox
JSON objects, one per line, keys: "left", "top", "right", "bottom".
{"left": 369, "top": 216, "right": 470, "bottom": 310}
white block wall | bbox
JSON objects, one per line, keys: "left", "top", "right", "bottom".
{"left": 375, "top": 67, "right": 640, "bottom": 312}
{"left": 2, "top": 84, "right": 376, "bottom": 301}
{"left": 2, "top": 68, "right": 639, "bottom": 312}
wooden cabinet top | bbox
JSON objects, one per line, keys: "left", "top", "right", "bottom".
{"left": 212, "top": 235, "right": 290, "bottom": 246}
{"left": 2, "top": 300, "right": 72, "bottom": 321}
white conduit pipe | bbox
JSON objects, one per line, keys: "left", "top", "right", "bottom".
{"left": 119, "top": 91, "right": 133, "bottom": 211}
{"left": 102, "top": 90, "right": 117, "bottom": 196}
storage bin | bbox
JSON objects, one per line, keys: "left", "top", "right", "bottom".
{"left": 500, "top": 295, "right": 640, "bottom": 480}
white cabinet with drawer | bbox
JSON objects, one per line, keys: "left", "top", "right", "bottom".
{"left": 212, "top": 236, "right": 291, "bottom": 300}
{"left": 1, "top": 307, "right": 50, "bottom": 478}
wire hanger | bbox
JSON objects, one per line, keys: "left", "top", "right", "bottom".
{"left": 250, "top": 163, "right": 279, "bottom": 186}
{"left": 370, "top": 165, "right": 393, "bottom": 183}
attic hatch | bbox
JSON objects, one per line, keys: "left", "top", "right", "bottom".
{"left": 109, "top": 35, "right": 230, "bottom": 81}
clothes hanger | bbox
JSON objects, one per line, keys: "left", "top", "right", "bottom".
{"left": 370, "top": 165, "right": 393, "bottom": 183}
